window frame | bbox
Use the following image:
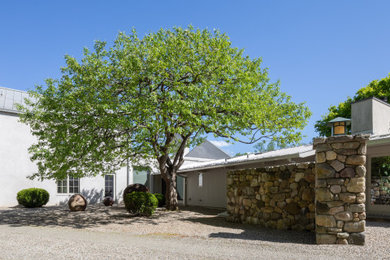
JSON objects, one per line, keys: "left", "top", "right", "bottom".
{"left": 104, "top": 174, "right": 115, "bottom": 198}
{"left": 57, "top": 176, "right": 80, "bottom": 194}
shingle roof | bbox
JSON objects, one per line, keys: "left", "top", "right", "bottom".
{"left": 0, "top": 87, "right": 30, "bottom": 114}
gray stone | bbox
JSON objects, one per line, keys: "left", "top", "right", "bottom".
{"left": 348, "top": 232, "right": 365, "bottom": 245}
{"left": 316, "top": 202, "right": 330, "bottom": 214}
{"left": 349, "top": 203, "right": 365, "bottom": 213}
{"left": 316, "top": 234, "right": 337, "bottom": 244}
{"left": 346, "top": 177, "right": 365, "bottom": 193}
{"left": 327, "top": 201, "right": 345, "bottom": 207}
{"left": 340, "top": 193, "right": 356, "bottom": 203}
{"left": 358, "top": 144, "right": 367, "bottom": 155}
{"left": 316, "top": 179, "right": 327, "bottom": 188}
{"left": 327, "top": 179, "right": 344, "bottom": 185}
{"left": 342, "top": 142, "right": 361, "bottom": 149}
{"left": 316, "top": 188, "right": 333, "bottom": 202}
{"left": 316, "top": 152, "right": 326, "bottom": 163}
{"left": 326, "top": 151, "right": 337, "bottom": 161}
{"left": 316, "top": 163, "right": 335, "bottom": 179}
{"left": 337, "top": 232, "right": 349, "bottom": 239}
{"left": 346, "top": 155, "right": 366, "bottom": 165}
{"left": 356, "top": 165, "right": 366, "bottom": 177}
{"left": 335, "top": 211, "right": 353, "bottom": 221}
{"left": 344, "top": 220, "right": 365, "bottom": 232}
{"left": 316, "top": 215, "right": 336, "bottom": 227}
{"left": 330, "top": 160, "right": 345, "bottom": 172}
{"left": 330, "top": 185, "right": 341, "bottom": 194}
{"left": 340, "top": 167, "right": 355, "bottom": 178}
{"left": 329, "top": 206, "right": 344, "bottom": 215}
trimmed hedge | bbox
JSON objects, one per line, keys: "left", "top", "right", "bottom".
{"left": 17, "top": 188, "right": 50, "bottom": 208}
{"left": 124, "top": 191, "right": 158, "bottom": 216}
{"left": 154, "top": 193, "right": 165, "bottom": 207}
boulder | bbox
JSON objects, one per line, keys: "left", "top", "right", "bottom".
{"left": 103, "top": 196, "right": 114, "bottom": 206}
{"left": 68, "top": 194, "right": 87, "bottom": 211}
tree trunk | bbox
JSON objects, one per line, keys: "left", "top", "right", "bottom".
{"left": 164, "top": 171, "right": 178, "bottom": 211}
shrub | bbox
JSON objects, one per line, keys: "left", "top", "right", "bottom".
{"left": 17, "top": 188, "right": 50, "bottom": 208}
{"left": 154, "top": 193, "right": 165, "bottom": 207}
{"left": 124, "top": 191, "right": 158, "bottom": 216}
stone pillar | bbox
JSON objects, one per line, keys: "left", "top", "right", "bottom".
{"left": 313, "top": 135, "right": 368, "bottom": 245}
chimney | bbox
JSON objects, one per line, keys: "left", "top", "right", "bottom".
{"left": 351, "top": 97, "right": 390, "bottom": 136}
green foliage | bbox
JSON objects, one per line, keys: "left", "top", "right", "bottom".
{"left": 154, "top": 193, "right": 165, "bottom": 207}
{"left": 124, "top": 191, "right": 158, "bottom": 216}
{"left": 372, "top": 156, "right": 390, "bottom": 177}
{"left": 16, "top": 188, "right": 50, "bottom": 208}
{"left": 315, "top": 74, "right": 390, "bottom": 136}
{"left": 19, "top": 26, "right": 310, "bottom": 208}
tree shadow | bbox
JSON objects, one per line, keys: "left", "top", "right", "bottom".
{"left": 0, "top": 205, "right": 166, "bottom": 229}
{"left": 184, "top": 215, "right": 316, "bottom": 244}
{"left": 366, "top": 219, "right": 390, "bottom": 228}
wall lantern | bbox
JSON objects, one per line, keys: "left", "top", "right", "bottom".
{"left": 328, "top": 117, "right": 351, "bottom": 136}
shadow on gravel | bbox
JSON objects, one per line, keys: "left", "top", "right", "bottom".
{"left": 0, "top": 205, "right": 168, "bottom": 229}
{"left": 366, "top": 220, "right": 390, "bottom": 228}
{"left": 185, "top": 216, "right": 316, "bottom": 244}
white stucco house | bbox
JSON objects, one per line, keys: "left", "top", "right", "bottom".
{"left": 0, "top": 86, "right": 228, "bottom": 207}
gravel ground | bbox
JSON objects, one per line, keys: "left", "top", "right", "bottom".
{"left": 0, "top": 205, "right": 389, "bottom": 259}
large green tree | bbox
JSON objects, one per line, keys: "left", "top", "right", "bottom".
{"left": 315, "top": 74, "right": 390, "bottom": 136}
{"left": 20, "top": 27, "right": 311, "bottom": 210}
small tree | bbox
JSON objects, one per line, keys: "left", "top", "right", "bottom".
{"left": 315, "top": 74, "right": 390, "bottom": 136}
{"left": 20, "top": 26, "right": 311, "bottom": 210}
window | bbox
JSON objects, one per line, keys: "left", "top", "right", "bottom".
{"left": 105, "top": 175, "right": 114, "bottom": 197}
{"left": 198, "top": 173, "right": 203, "bottom": 187}
{"left": 133, "top": 166, "right": 150, "bottom": 187}
{"left": 57, "top": 176, "right": 80, "bottom": 194}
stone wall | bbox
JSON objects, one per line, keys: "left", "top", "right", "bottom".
{"left": 226, "top": 162, "right": 316, "bottom": 231}
{"left": 313, "top": 135, "right": 368, "bottom": 245}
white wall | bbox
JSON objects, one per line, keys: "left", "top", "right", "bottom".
{"left": 0, "top": 112, "right": 129, "bottom": 206}
{"left": 185, "top": 168, "right": 227, "bottom": 208}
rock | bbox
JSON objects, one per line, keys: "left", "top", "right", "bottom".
{"left": 68, "top": 194, "right": 87, "bottom": 211}
{"left": 349, "top": 203, "right": 365, "bottom": 213}
{"left": 342, "top": 142, "right": 361, "bottom": 149}
{"left": 337, "top": 238, "right": 348, "bottom": 244}
{"left": 346, "top": 155, "right": 366, "bottom": 165}
{"left": 327, "top": 178, "right": 344, "bottom": 185}
{"left": 340, "top": 167, "right": 355, "bottom": 178}
{"left": 326, "top": 151, "right": 337, "bottom": 161}
{"left": 330, "top": 160, "right": 344, "bottom": 172}
{"left": 348, "top": 232, "right": 365, "bottom": 245}
{"left": 286, "top": 202, "right": 300, "bottom": 215}
{"left": 327, "top": 201, "right": 344, "bottom": 207}
{"left": 337, "top": 232, "right": 349, "bottom": 239}
{"left": 316, "top": 234, "right": 337, "bottom": 244}
{"left": 329, "top": 206, "right": 344, "bottom": 215}
{"left": 344, "top": 220, "right": 365, "bottom": 232}
{"left": 243, "top": 199, "right": 252, "bottom": 207}
{"left": 302, "top": 188, "right": 314, "bottom": 201}
{"left": 340, "top": 193, "right": 356, "bottom": 203}
{"left": 337, "top": 155, "right": 346, "bottom": 162}
{"left": 316, "top": 163, "right": 335, "bottom": 179}
{"left": 335, "top": 211, "right": 352, "bottom": 221}
{"left": 316, "top": 152, "right": 326, "bottom": 163}
{"left": 356, "top": 165, "right": 366, "bottom": 177}
{"left": 358, "top": 144, "right": 367, "bottom": 155}
{"left": 316, "top": 188, "right": 333, "bottom": 202}
{"left": 330, "top": 185, "right": 341, "bottom": 194}
{"left": 295, "top": 172, "right": 305, "bottom": 182}
{"left": 316, "top": 215, "right": 336, "bottom": 227}
{"left": 103, "top": 196, "right": 114, "bottom": 206}
{"left": 347, "top": 177, "right": 365, "bottom": 193}
{"left": 316, "top": 179, "right": 327, "bottom": 188}
{"left": 316, "top": 202, "right": 330, "bottom": 214}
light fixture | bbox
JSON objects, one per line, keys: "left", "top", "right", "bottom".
{"left": 328, "top": 117, "right": 351, "bottom": 136}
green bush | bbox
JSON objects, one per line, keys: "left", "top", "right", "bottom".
{"left": 17, "top": 188, "right": 50, "bottom": 208}
{"left": 124, "top": 191, "right": 158, "bottom": 216}
{"left": 154, "top": 193, "right": 165, "bottom": 207}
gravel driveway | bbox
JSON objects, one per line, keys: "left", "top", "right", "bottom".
{"left": 0, "top": 205, "right": 389, "bottom": 259}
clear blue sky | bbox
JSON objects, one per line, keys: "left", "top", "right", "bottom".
{"left": 1, "top": 1, "right": 390, "bottom": 155}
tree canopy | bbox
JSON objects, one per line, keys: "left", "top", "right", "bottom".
{"left": 20, "top": 26, "right": 311, "bottom": 209}
{"left": 315, "top": 74, "right": 390, "bottom": 136}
